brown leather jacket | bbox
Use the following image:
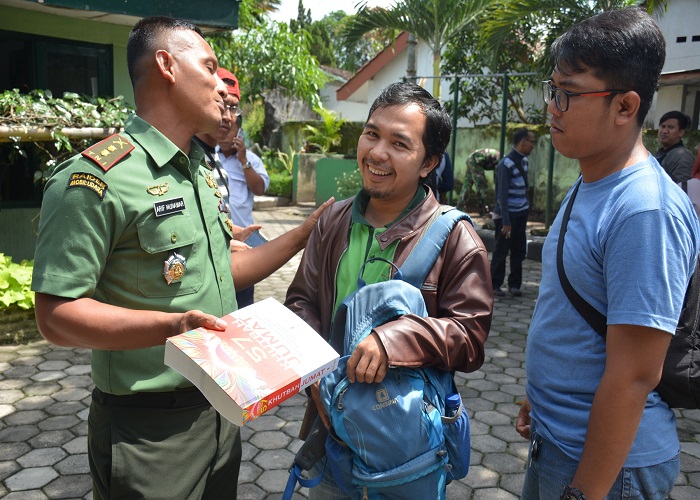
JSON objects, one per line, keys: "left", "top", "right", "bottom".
{"left": 285, "top": 191, "right": 493, "bottom": 437}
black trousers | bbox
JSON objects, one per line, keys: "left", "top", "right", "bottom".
{"left": 490, "top": 210, "right": 528, "bottom": 289}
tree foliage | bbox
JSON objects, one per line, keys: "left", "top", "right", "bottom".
{"left": 481, "top": 0, "right": 671, "bottom": 79}
{"left": 207, "top": 20, "right": 328, "bottom": 107}
{"left": 444, "top": 0, "right": 672, "bottom": 124}
{"left": 442, "top": 23, "right": 542, "bottom": 125}
{"left": 343, "top": 0, "right": 496, "bottom": 97}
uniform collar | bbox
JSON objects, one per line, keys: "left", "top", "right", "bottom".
{"left": 125, "top": 115, "right": 204, "bottom": 174}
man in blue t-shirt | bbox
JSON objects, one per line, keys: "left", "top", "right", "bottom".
{"left": 516, "top": 8, "right": 700, "bottom": 500}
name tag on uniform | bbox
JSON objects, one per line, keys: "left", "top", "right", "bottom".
{"left": 154, "top": 197, "right": 185, "bottom": 217}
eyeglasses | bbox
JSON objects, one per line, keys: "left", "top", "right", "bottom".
{"left": 542, "top": 80, "right": 628, "bottom": 112}
{"left": 224, "top": 104, "right": 242, "bottom": 117}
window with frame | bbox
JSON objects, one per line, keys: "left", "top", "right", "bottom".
{"left": 0, "top": 30, "right": 113, "bottom": 207}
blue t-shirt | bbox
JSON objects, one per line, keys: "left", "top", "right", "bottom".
{"left": 526, "top": 155, "right": 699, "bottom": 467}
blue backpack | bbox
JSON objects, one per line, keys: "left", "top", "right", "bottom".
{"left": 316, "top": 207, "right": 473, "bottom": 499}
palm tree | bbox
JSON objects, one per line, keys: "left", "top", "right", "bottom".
{"left": 481, "top": 0, "right": 671, "bottom": 77}
{"left": 343, "top": 0, "right": 497, "bottom": 98}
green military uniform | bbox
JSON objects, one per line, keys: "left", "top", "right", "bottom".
{"left": 32, "top": 114, "right": 241, "bottom": 499}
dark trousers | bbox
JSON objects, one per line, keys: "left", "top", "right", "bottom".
{"left": 89, "top": 387, "right": 242, "bottom": 500}
{"left": 490, "top": 210, "right": 528, "bottom": 290}
{"left": 236, "top": 285, "right": 255, "bottom": 309}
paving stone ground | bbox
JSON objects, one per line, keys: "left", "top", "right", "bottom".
{"left": 1, "top": 203, "right": 698, "bottom": 499}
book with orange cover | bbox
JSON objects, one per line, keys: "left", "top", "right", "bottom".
{"left": 164, "top": 297, "right": 338, "bottom": 426}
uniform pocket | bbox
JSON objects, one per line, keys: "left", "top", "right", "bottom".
{"left": 136, "top": 213, "right": 202, "bottom": 297}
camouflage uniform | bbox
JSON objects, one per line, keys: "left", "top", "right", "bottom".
{"left": 457, "top": 148, "right": 500, "bottom": 214}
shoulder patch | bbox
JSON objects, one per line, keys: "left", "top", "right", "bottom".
{"left": 81, "top": 134, "right": 134, "bottom": 172}
{"left": 67, "top": 172, "right": 108, "bottom": 200}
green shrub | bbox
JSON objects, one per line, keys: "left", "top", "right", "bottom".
{"left": 0, "top": 254, "right": 34, "bottom": 310}
{"left": 266, "top": 171, "right": 292, "bottom": 197}
{"left": 336, "top": 169, "right": 362, "bottom": 200}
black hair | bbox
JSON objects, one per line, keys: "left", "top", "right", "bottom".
{"left": 659, "top": 110, "right": 691, "bottom": 130}
{"left": 549, "top": 7, "right": 665, "bottom": 126}
{"left": 367, "top": 82, "right": 452, "bottom": 165}
{"left": 513, "top": 127, "right": 532, "bottom": 146}
{"left": 127, "top": 16, "right": 202, "bottom": 87}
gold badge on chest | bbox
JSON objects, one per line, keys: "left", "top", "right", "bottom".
{"left": 163, "top": 251, "right": 187, "bottom": 285}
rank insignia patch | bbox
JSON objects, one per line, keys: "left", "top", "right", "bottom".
{"left": 67, "top": 172, "right": 108, "bottom": 200}
{"left": 81, "top": 134, "right": 134, "bottom": 172}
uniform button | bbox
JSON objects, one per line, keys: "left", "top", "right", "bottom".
{"left": 171, "top": 233, "right": 177, "bottom": 243}
{"left": 219, "top": 274, "right": 223, "bottom": 282}
{"left": 179, "top": 156, "right": 186, "bottom": 164}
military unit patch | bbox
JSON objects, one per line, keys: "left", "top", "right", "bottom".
{"left": 66, "top": 172, "right": 108, "bottom": 200}
{"left": 81, "top": 134, "right": 134, "bottom": 172}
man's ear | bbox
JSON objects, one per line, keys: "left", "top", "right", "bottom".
{"left": 614, "top": 91, "right": 641, "bottom": 126}
{"left": 419, "top": 156, "right": 440, "bottom": 179}
{"left": 155, "top": 50, "right": 176, "bottom": 84}
{"left": 679, "top": 128, "right": 686, "bottom": 139}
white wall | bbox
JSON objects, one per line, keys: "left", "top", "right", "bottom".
{"left": 655, "top": 0, "right": 700, "bottom": 74}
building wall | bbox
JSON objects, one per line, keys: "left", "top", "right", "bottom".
{"left": 0, "top": 5, "right": 134, "bottom": 105}
{"left": 655, "top": 0, "right": 700, "bottom": 74}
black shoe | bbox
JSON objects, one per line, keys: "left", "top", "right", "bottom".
{"left": 509, "top": 287, "right": 522, "bottom": 297}
{"left": 494, "top": 287, "right": 505, "bottom": 297}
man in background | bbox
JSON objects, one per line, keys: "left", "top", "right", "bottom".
{"left": 655, "top": 110, "right": 694, "bottom": 183}
{"left": 218, "top": 112, "right": 270, "bottom": 307}
{"left": 490, "top": 127, "right": 535, "bottom": 297}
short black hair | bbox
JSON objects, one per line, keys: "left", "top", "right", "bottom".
{"left": 513, "top": 128, "right": 532, "bottom": 146}
{"left": 549, "top": 7, "right": 665, "bottom": 126}
{"left": 127, "top": 16, "right": 202, "bottom": 87}
{"left": 659, "top": 110, "right": 691, "bottom": 130}
{"left": 367, "top": 82, "right": 451, "bottom": 165}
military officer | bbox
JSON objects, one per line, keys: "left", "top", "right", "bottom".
{"left": 31, "top": 16, "right": 330, "bottom": 499}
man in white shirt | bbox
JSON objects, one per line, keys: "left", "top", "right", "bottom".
{"left": 218, "top": 113, "right": 270, "bottom": 307}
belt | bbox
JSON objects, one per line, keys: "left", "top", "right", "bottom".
{"left": 92, "top": 386, "right": 210, "bottom": 409}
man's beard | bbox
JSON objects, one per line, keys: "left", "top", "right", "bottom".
{"left": 362, "top": 184, "right": 391, "bottom": 200}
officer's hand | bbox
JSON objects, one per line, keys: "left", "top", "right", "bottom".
{"left": 501, "top": 225, "right": 512, "bottom": 239}
{"left": 515, "top": 397, "right": 532, "bottom": 439}
{"left": 173, "top": 310, "right": 227, "bottom": 337}
{"left": 308, "top": 381, "right": 330, "bottom": 429}
{"left": 230, "top": 240, "right": 252, "bottom": 252}
{"left": 347, "top": 332, "right": 388, "bottom": 384}
{"left": 297, "top": 198, "right": 334, "bottom": 246}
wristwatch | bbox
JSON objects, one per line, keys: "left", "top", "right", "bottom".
{"left": 242, "top": 161, "right": 252, "bottom": 170}
{"left": 561, "top": 485, "right": 586, "bottom": 500}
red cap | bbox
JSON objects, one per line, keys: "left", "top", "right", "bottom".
{"left": 216, "top": 67, "right": 240, "bottom": 100}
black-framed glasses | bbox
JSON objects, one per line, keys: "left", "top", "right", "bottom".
{"left": 542, "top": 80, "right": 628, "bottom": 112}
{"left": 224, "top": 104, "right": 242, "bottom": 117}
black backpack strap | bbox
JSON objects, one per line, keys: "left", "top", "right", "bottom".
{"left": 556, "top": 178, "right": 608, "bottom": 338}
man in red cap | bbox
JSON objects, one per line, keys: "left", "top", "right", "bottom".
{"left": 193, "top": 67, "right": 259, "bottom": 248}
{"left": 216, "top": 71, "right": 270, "bottom": 307}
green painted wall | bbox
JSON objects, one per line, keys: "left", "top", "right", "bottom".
{"left": 1, "top": 6, "right": 134, "bottom": 105}
{"left": 315, "top": 157, "right": 357, "bottom": 204}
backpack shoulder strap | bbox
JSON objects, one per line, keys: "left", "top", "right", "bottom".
{"left": 398, "top": 206, "right": 473, "bottom": 288}
{"left": 557, "top": 178, "right": 607, "bottom": 338}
